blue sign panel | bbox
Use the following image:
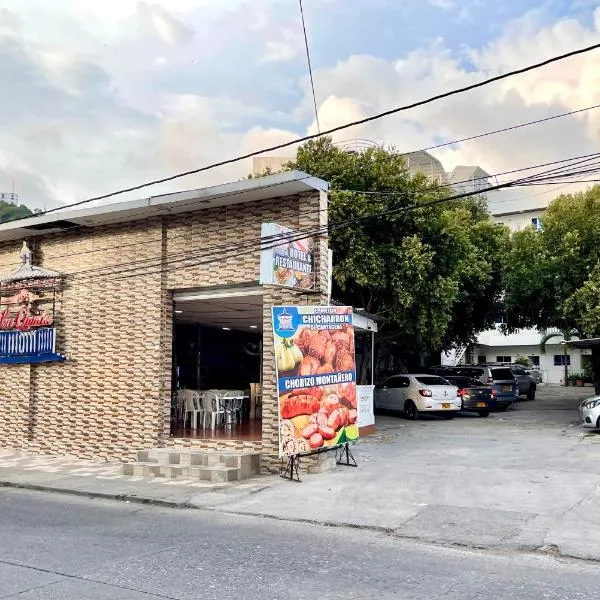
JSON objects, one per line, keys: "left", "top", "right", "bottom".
{"left": 0, "top": 327, "right": 64, "bottom": 364}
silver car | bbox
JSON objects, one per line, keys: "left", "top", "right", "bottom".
{"left": 374, "top": 374, "right": 461, "bottom": 420}
{"left": 579, "top": 395, "right": 600, "bottom": 429}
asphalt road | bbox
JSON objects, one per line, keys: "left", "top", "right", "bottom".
{"left": 1, "top": 489, "right": 600, "bottom": 599}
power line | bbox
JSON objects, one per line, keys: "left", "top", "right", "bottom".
{"left": 299, "top": 0, "right": 320, "bottom": 134}
{"left": 67, "top": 153, "right": 600, "bottom": 286}
{"left": 412, "top": 103, "right": 600, "bottom": 154}
{"left": 7, "top": 152, "right": 594, "bottom": 282}
{"left": 10, "top": 41, "right": 600, "bottom": 222}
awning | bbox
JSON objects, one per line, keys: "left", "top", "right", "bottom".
{"left": 564, "top": 338, "right": 600, "bottom": 349}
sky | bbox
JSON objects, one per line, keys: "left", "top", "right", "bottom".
{"left": 0, "top": 0, "right": 599, "bottom": 213}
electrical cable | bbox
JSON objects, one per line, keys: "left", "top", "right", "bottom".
{"left": 60, "top": 152, "right": 600, "bottom": 282}
{"left": 67, "top": 155, "right": 600, "bottom": 286}
{"left": 299, "top": 0, "right": 320, "bottom": 134}
{"left": 406, "top": 103, "right": 600, "bottom": 154}
{"left": 6, "top": 41, "right": 599, "bottom": 221}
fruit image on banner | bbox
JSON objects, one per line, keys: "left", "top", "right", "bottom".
{"left": 272, "top": 306, "right": 358, "bottom": 457}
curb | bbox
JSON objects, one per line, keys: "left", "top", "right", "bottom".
{"left": 0, "top": 480, "right": 196, "bottom": 510}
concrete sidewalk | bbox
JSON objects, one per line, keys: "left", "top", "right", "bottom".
{"left": 2, "top": 387, "right": 600, "bottom": 561}
{"left": 0, "top": 449, "right": 280, "bottom": 508}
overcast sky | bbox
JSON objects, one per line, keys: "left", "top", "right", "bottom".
{"left": 0, "top": 0, "right": 599, "bottom": 213}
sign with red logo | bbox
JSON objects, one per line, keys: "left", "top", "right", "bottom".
{"left": 0, "top": 243, "right": 63, "bottom": 362}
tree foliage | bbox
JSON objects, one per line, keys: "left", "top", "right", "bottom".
{"left": 503, "top": 185, "right": 600, "bottom": 334}
{"left": 503, "top": 185, "right": 600, "bottom": 389}
{"left": 286, "top": 137, "right": 508, "bottom": 365}
{"left": 0, "top": 200, "right": 32, "bottom": 222}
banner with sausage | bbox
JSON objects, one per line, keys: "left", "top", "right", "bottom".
{"left": 272, "top": 305, "right": 358, "bottom": 457}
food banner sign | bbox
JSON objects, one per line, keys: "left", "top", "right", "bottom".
{"left": 272, "top": 305, "right": 358, "bottom": 457}
{"left": 260, "top": 223, "right": 315, "bottom": 291}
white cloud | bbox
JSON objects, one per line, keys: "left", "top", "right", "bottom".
{"left": 0, "top": 0, "right": 598, "bottom": 218}
{"left": 262, "top": 27, "right": 303, "bottom": 63}
{"left": 136, "top": 1, "right": 194, "bottom": 45}
{"left": 299, "top": 8, "right": 600, "bottom": 212}
{"left": 428, "top": 0, "right": 456, "bottom": 9}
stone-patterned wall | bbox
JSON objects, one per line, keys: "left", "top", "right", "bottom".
{"left": 0, "top": 188, "right": 328, "bottom": 466}
{"left": 0, "top": 221, "right": 165, "bottom": 460}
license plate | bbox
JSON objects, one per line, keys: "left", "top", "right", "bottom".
{"left": 502, "top": 386, "right": 511, "bottom": 392}
{"left": 476, "top": 402, "right": 486, "bottom": 407}
{"left": 441, "top": 403, "right": 451, "bottom": 409}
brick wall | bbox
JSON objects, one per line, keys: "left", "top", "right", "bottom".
{"left": 0, "top": 189, "right": 328, "bottom": 467}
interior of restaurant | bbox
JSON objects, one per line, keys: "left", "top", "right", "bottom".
{"left": 170, "top": 290, "right": 264, "bottom": 440}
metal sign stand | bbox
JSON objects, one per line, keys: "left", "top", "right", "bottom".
{"left": 336, "top": 442, "right": 357, "bottom": 467}
{"left": 280, "top": 443, "right": 358, "bottom": 483}
{"left": 280, "top": 454, "right": 301, "bottom": 482}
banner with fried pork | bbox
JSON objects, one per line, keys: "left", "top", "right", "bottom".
{"left": 272, "top": 306, "right": 358, "bottom": 457}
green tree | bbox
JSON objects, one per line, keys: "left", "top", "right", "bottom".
{"left": 0, "top": 200, "right": 33, "bottom": 222}
{"left": 285, "top": 137, "right": 508, "bottom": 371}
{"left": 503, "top": 185, "right": 600, "bottom": 391}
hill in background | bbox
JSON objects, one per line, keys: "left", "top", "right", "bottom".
{"left": 0, "top": 200, "right": 34, "bottom": 223}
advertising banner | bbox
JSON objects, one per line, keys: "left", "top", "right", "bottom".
{"left": 356, "top": 385, "right": 375, "bottom": 428}
{"left": 272, "top": 305, "right": 358, "bottom": 457}
{"left": 259, "top": 223, "right": 315, "bottom": 291}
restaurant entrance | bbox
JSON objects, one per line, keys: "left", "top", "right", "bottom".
{"left": 170, "top": 287, "right": 264, "bottom": 441}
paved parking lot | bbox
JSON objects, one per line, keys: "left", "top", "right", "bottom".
{"left": 223, "top": 385, "right": 600, "bottom": 560}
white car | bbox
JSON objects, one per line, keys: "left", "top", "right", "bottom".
{"left": 374, "top": 374, "right": 461, "bottom": 420}
{"left": 579, "top": 395, "right": 600, "bottom": 429}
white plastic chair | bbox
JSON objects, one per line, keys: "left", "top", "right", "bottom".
{"left": 183, "top": 391, "right": 202, "bottom": 430}
{"left": 203, "top": 391, "right": 225, "bottom": 430}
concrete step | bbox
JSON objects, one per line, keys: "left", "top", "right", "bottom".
{"left": 126, "top": 449, "right": 261, "bottom": 481}
{"left": 134, "top": 449, "right": 260, "bottom": 478}
{"left": 122, "top": 461, "right": 240, "bottom": 482}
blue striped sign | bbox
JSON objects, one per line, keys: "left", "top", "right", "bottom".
{"left": 0, "top": 327, "right": 64, "bottom": 364}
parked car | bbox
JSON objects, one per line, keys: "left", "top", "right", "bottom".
{"left": 428, "top": 365, "right": 517, "bottom": 409}
{"left": 578, "top": 395, "right": 600, "bottom": 429}
{"left": 374, "top": 374, "right": 461, "bottom": 420}
{"left": 525, "top": 367, "right": 543, "bottom": 384}
{"left": 441, "top": 375, "right": 495, "bottom": 417}
{"left": 508, "top": 364, "right": 537, "bottom": 399}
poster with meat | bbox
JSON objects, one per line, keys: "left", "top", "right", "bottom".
{"left": 259, "top": 223, "right": 315, "bottom": 291}
{"left": 272, "top": 305, "right": 358, "bottom": 457}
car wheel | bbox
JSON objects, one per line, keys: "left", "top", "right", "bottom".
{"left": 478, "top": 410, "right": 490, "bottom": 418}
{"left": 497, "top": 404, "right": 508, "bottom": 411}
{"left": 404, "top": 400, "right": 418, "bottom": 421}
{"left": 596, "top": 415, "right": 600, "bottom": 430}
{"left": 527, "top": 386, "right": 536, "bottom": 400}
{"left": 443, "top": 412, "right": 455, "bottom": 420}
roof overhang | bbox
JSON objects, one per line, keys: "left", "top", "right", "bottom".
{"left": 564, "top": 338, "right": 600, "bottom": 349}
{"left": 0, "top": 171, "right": 328, "bottom": 244}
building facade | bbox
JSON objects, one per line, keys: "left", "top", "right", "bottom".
{"left": 0, "top": 172, "right": 331, "bottom": 471}
{"left": 443, "top": 204, "right": 585, "bottom": 384}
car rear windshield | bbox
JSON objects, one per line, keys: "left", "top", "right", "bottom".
{"left": 415, "top": 376, "right": 452, "bottom": 386}
{"left": 490, "top": 368, "right": 514, "bottom": 380}
{"left": 453, "top": 368, "right": 484, "bottom": 377}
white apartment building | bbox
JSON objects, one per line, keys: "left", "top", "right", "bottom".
{"left": 446, "top": 205, "right": 588, "bottom": 384}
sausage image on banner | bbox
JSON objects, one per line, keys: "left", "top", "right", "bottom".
{"left": 273, "top": 305, "right": 359, "bottom": 458}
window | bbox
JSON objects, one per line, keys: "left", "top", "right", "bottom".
{"left": 490, "top": 368, "right": 514, "bottom": 380}
{"left": 415, "top": 376, "right": 451, "bottom": 386}
{"left": 454, "top": 367, "right": 484, "bottom": 378}
{"left": 531, "top": 217, "right": 543, "bottom": 231}
{"left": 496, "top": 356, "right": 511, "bottom": 363}
{"left": 511, "top": 366, "right": 526, "bottom": 376}
{"left": 477, "top": 355, "right": 487, "bottom": 364}
{"left": 554, "top": 355, "right": 571, "bottom": 366}
{"left": 384, "top": 377, "right": 409, "bottom": 388}
{"left": 528, "top": 355, "right": 540, "bottom": 366}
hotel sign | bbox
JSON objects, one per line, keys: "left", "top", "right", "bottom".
{"left": 259, "top": 223, "right": 315, "bottom": 291}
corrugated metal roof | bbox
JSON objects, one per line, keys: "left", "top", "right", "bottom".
{"left": 0, "top": 171, "right": 328, "bottom": 243}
